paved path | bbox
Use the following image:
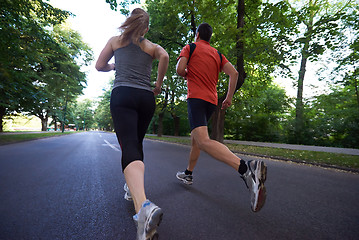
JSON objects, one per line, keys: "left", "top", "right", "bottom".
{"left": 224, "top": 139, "right": 359, "bottom": 155}
{"left": 157, "top": 135, "right": 359, "bottom": 155}
{"left": 3, "top": 132, "right": 359, "bottom": 155}
{"left": 0, "top": 131, "right": 358, "bottom": 239}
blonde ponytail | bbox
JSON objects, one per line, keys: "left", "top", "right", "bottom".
{"left": 119, "top": 8, "right": 149, "bottom": 44}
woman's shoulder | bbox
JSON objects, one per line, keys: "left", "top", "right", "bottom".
{"left": 110, "top": 36, "right": 131, "bottom": 50}
{"left": 141, "top": 38, "right": 157, "bottom": 48}
{"left": 139, "top": 38, "right": 157, "bottom": 57}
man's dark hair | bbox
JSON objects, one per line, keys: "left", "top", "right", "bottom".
{"left": 196, "top": 23, "right": 212, "bottom": 42}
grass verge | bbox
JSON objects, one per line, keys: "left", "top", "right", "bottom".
{"left": 0, "top": 132, "right": 77, "bottom": 145}
{"left": 146, "top": 135, "right": 359, "bottom": 171}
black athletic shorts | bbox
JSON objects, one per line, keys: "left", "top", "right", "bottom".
{"left": 110, "top": 86, "right": 155, "bottom": 171}
{"left": 187, "top": 98, "right": 216, "bottom": 131}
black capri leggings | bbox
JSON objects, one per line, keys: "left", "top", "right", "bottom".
{"left": 110, "top": 86, "right": 155, "bottom": 171}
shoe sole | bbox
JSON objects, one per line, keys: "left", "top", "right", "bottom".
{"left": 147, "top": 232, "right": 159, "bottom": 240}
{"left": 252, "top": 161, "right": 267, "bottom": 212}
{"left": 176, "top": 174, "right": 193, "bottom": 185}
{"left": 253, "top": 183, "right": 266, "bottom": 212}
{"left": 259, "top": 161, "right": 267, "bottom": 184}
{"left": 146, "top": 207, "right": 163, "bottom": 239}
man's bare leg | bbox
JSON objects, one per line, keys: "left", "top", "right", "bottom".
{"left": 187, "top": 135, "right": 201, "bottom": 171}
{"left": 191, "top": 126, "right": 241, "bottom": 170}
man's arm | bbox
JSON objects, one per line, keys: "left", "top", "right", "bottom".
{"left": 176, "top": 57, "right": 188, "bottom": 78}
{"left": 221, "top": 62, "right": 239, "bottom": 110}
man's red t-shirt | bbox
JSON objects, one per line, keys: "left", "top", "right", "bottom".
{"left": 178, "top": 40, "right": 229, "bottom": 105}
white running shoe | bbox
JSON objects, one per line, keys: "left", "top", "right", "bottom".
{"left": 133, "top": 200, "right": 163, "bottom": 240}
{"left": 176, "top": 171, "right": 193, "bottom": 185}
{"left": 124, "top": 183, "right": 132, "bottom": 201}
{"left": 241, "top": 160, "right": 267, "bottom": 212}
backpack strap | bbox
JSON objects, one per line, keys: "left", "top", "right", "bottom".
{"left": 217, "top": 50, "right": 223, "bottom": 64}
{"left": 187, "top": 43, "right": 223, "bottom": 65}
{"left": 187, "top": 43, "right": 196, "bottom": 64}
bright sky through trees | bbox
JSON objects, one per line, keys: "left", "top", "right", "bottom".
{"left": 50, "top": 0, "right": 328, "bottom": 99}
{"left": 50, "top": 0, "right": 128, "bottom": 99}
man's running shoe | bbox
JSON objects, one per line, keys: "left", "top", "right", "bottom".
{"left": 133, "top": 200, "right": 163, "bottom": 240}
{"left": 176, "top": 171, "right": 193, "bottom": 185}
{"left": 241, "top": 160, "right": 267, "bottom": 212}
{"left": 124, "top": 183, "right": 132, "bottom": 201}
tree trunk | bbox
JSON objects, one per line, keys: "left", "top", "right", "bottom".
{"left": 172, "top": 113, "right": 180, "bottom": 136}
{"left": 235, "top": 0, "right": 246, "bottom": 91}
{"left": 211, "top": 0, "right": 246, "bottom": 142}
{"left": 62, "top": 94, "right": 68, "bottom": 133}
{"left": 0, "top": 106, "right": 5, "bottom": 132}
{"left": 41, "top": 117, "right": 48, "bottom": 131}
{"left": 295, "top": 24, "right": 312, "bottom": 143}
{"left": 152, "top": 120, "right": 156, "bottom": 134}
{"left": 157, "top": 112, "right": 164, "bottom": 137}
{"left": 36, "top": 109, "right": 48, "bottom": 132}
{"left": 53, "top": 115, "right": 57, "bottom": 131}
{"left": 190, "top": 0, "right": 197, "bottom": 38}
{"left": 59, "top": 121, "right": 64, "bottom": 132}
{"left": 354, "top": 78, "right": 359, "bottom": 112}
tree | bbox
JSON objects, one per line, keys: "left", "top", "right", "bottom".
{"left": 283, "top": 0, "right": 355, "bottom": 143}
{"left": 18, "top": 23, "right": 93, "bottom": 131}
{"left": 75, "top": 99, "right": 95, "bottom": 130}
{"left": 0, "top": 0, "right": 71, "bottom": 131}
{"left": 225, "top": 83, "right": 291, "bottom": 142}
{"left": 95, "top": 88, "right": 113, "bottom": 131}
{"left": 209, "top": 0, "right": 298, "bottom": 142}
{"left": 330, "top": 5, "right": 359, "bottom": 111}
{"left": 307, "top": 86, "right": 359, "bottom": 148}
{"left": 104, "top": 0, "right": 296, "bottom": 142}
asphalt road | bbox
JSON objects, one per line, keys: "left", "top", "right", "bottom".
{"left": 0, "top": 131, "right": 358, "bottom": 240}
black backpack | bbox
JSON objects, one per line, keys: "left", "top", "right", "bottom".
{"left": 187, "top": 43, "right": 223, "bottom": 65}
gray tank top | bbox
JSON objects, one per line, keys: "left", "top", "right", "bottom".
{"left": 113, "top": 39, "right": 153, "bottom": 92}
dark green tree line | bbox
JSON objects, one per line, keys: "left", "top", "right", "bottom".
{"left": 96, "top": 0, "right": 359, "bottom": 148}
{"left": 0, "top": 0, "right": 93, "bottom": 131}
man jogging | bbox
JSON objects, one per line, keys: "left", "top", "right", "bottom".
{"left": 176, "top": 23, "right": 267, "bottom": 212}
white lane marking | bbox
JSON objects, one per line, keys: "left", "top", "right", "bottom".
{"left": 104, "top": 139, "right": 120, "bottom": 151}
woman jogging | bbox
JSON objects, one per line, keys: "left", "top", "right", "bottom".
{"left": 95, "top": 8, "right": 169, "bottom": 240}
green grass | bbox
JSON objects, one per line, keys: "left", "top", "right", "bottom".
{"left": 146, "top": 135, "right": 359, "bottom": 171}
{"left": 0, "top": 131, "right": 78, "bottom": 145}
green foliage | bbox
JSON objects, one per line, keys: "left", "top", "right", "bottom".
{"left": 105, "top": 0, "right": 140, "bottom": 15}
{"left": 94, "top": 89, "right": 113, "bottom": 131}
{"left": 0, "top": 0, "right": 71, "bottom": 111}
{"left": 0, "top": 0, "right": 93, "bottom": 131}
{"left": 99, "top": 0, "right": 359, "bottom": 148}
{"left": 306, "top": 87, "right": 359, "bottom": 148}
{"left": 280, "top": 0, "right": 357, "bottom": 143}
{"left": 72, "top": 99, "right": 96, "bottom": 130}
{"left": 225, "top": 83, "right": 292, "bottom": 142}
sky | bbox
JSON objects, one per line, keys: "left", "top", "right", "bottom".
{"left": 50, "top": 0, "right": 137, "bottom": 100}
{"left": 49, "top": 0, "right": 328, "bottom": 100}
